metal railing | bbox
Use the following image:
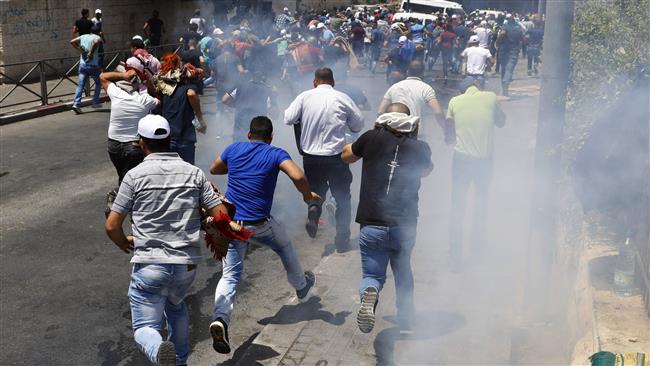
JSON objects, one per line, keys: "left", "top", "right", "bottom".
{"left": 1, "top": 43, "right": 182, "bottom": 112}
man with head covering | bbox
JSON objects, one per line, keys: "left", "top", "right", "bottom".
{"left": 341, "top": 102, "right": 433, "bottom": 334}
{"left": 99, "top": 67, "right": 159, "bottom": 216}
{"left": 446, "top": 77, "right": 506, "bottom": 271}
{"left": 474, "top": 20, "right": 492, "bottom": 49}
{"left": 461, "top": 35, "right": 493, "bottom": 88}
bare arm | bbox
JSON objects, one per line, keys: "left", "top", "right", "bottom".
{"left": 221, "top": 92, "right": 232, "bottom": 105}
{"left": 377, "top": 98, "right": 391, "bottom": 115}
{"left": 143, "top": 22, "right": 150, "bottom": 35}
{"left": 209, "top": 157, "right": 228, "bottom": 175}
{"left": 105, "top": 212, "right": 134, "bottom": 254}
{"left": 187, "top": 88, "right": 207, "bottom": 133}
{"left": 99, "top": 69, "right": 136, "bottom": 91}
{"left": 70, "top": 37, "right": 81, "bottom": 51}
{"left": 428, "top": 98, "right": 446, "bottom": 132}
{"left": 341, "top": 143, "right": 361, "bottom": 164}
{"left": 279, "top": 160, "right": 321, "bottom": 203}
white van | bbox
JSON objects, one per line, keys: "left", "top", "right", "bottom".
{"left": 392, "top": 12, "right": 439, "bottom": 24}
{"left": 400, "top": 0, "right": 466, "bottom": 17}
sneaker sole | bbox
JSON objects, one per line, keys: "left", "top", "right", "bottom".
{"left": 297, "top": 272, "right": 315, "bottom": 303}
{"left": 357, "top": 287, "right": 378, "bottom": 333}
{"left": 156, "top": 341, "right": 176, "bottom": 366}
{"left": 210, "top": 321, "right": 231, "bottom": 354}
{"left": 306, "top": 206, "right": 320, "bottom": 238}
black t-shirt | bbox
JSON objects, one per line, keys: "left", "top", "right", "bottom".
{"left": 229, "top": 80, "right": 273, "bottom": 121}
{"left": 147, "top": 18, "right": 163, "bottom": 37}
{"left": 75, "top": 17, "right": 93, "bottom": 35}
{"left": 162, "top": 84, "right": 197, "bottom": 143}
{"left": 181, "top": 49, "right": 202, "bottom": 68}
{"left": 181, "top": 31, "right": 201, "bottom": 48}
{"left": 352, "top": 128, "right": 432, "bottom": 226}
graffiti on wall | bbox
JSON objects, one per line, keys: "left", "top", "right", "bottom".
{"left": 2, "top": 6, "right": 51, "bottom": 35}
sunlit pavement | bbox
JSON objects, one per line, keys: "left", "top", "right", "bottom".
{"left": 0, "top": 56, "right": 557, "bottom": 365}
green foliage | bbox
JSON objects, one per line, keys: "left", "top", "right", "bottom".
{"left": 565, "top": 0, "right": 650, "bottom": 158}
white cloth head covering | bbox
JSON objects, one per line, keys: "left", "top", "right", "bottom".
{"left": 376, "top": 112, "right": 420, "bottom": 133}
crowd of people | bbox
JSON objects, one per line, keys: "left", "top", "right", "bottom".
{"left": 65, "top": 4, "right": 543, "bottom": 365}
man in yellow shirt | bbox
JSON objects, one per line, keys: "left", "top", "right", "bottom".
{"left": 446, "top": 77, "right": 506, "bottom": 271}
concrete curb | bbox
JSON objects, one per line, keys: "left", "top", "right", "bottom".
{"left": 0, "top": 95, "right": 109, "bottom": 125}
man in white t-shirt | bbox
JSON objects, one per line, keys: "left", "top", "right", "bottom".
{"left": 99, "top": 69, "right": 159, "bottom": 215}
{"left": 473, "top": 20, "right": 492, "bottom": 49}
{"left": 189, "top": 9, "right": 206, "bottom": 36}
{"left": 461, "top": 35, "right": 493, "bottom": 89}
{"left": 377, "top": 60, "right": 449, "bottom": 141}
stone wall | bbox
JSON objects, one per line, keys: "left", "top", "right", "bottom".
{"left": 0, "top": 0, "right": 213, "bottom": 80}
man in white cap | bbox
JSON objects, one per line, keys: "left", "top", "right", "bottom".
{"left": 474, "top": 20, "right": 492, "bottom": 49}
{"left": 342, "top": 102, "right": 433, "bottom": 334}
{"left": 461, "top": 35, "right": 493, "bottom": 88}
{"left": 105, "top": 115, "right": 230, "bottom": 366}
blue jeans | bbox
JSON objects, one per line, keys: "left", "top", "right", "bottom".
{"left": 170, "top": 140, "right": 196, "bottom": 165}
{"left": 73, "top": 64, "right": 101, "bottom": 107}
{"left": 501, "top": 50, "right": 519, "bottom": 95}
{"left": 128, "top": 263, "right": 197, "bottom": 365}
{"left": 213, "top": 218, "right": 306, "bottom": 324}
{"left": 358, "top": 224, "right": 417, "bottom": 321}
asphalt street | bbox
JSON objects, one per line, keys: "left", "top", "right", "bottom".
{"left": 0, "top": 68, "right": 399, "bottom": 365}
{"left": 1, "top": 61, "right": 534, "bottom": 365}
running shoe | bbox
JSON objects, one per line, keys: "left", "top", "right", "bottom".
{"left": 305, "top": 204, "right": 321, "bottom": 238}
{"left": 210, "top": 318, "right": 231, "bottom": 354}
{"left": 357, "top": 286, "right": 378, "bottom": 333}
{"left": 72, "top": 106, "right": 82, "bottom": 114}
{"left": 296, "top": 271, "right": 315, "bottom": 303}
{"left": 156, "top": 341, "right": 176, "bottom": 366}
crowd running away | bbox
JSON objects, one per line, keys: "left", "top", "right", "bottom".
{"left": 74, "top": 4, "right": 537, "bottom": 365}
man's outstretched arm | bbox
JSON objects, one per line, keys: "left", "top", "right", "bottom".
{"left": 279, "top": 160, "right": 321, "bottom": 204}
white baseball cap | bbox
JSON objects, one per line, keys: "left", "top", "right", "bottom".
{"left": 316, "top": 22, "right": 325, "bottom": 29}
{"left": 213, "top": 28, "right": 224, "bottom": 35}
{"left": 398, "top": 35, "right": 407, "bottom": 43}
{"left": 132, "top": 35, "right": 144, "bottom": 41}
{"left": 469, "top": 35, "right": 479, "bottom": 43}
{"left": 480, "top": 20, "right": 487, "bottom": 25}
{"left": 138, "top": 115, "right": 170, "bottom": 139}
{"left": 95, "top": 9, "right": 102, "bottom": 14}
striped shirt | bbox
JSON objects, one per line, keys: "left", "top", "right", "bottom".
{"left": 112, "top": 152, "right": 221, "bottom": 264}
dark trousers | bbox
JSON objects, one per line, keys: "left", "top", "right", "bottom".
{"left": 449, "top": 152, "right": 493, "bottom": 262}
{"left": 107, "top": 139, "right": 144, "bottom": 186}
{"left": 441, "top": 48, "right": 453, "bottom": 78}
{"left": 170, "top": 140, "right": 195, "bottom": 165}
{"left": 527, "top": 46, "right": 540, "bottom": 72}
{"left": 302, "top": 154, "right": 352, "bottom": 248}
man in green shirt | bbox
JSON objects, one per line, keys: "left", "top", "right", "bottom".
{"left": 446, "top": 77, "right": 506, "bottom": 271}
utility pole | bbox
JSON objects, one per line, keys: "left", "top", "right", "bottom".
{"left": 525, "top": 0, "right": 575, "bottom": 320}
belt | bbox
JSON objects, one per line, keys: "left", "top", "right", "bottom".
{"left": 239, "top": 218, "right": 270, "bottom": 226}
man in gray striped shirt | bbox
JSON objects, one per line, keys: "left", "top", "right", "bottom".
{"left": 105, "top": 115, "right": 227, "bottom": 366}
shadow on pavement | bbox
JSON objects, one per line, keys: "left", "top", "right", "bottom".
{"left": 257, "top": 296, "right": 351, "bottom": 326}
{"left": 373, "top": 311, "right": 466, "bottom": 365}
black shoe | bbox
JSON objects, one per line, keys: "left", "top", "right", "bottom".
{"left": 156, "top": 341, "right": 176, "bottom": 366}
{"left": 72, "top": 106, "right": 82, "bottom": 114}
{"left": 305, "top": 204, "right": 321, "bottom": 238}
{"left": 296, "top": 271, "right": 315, "bottom": 303}
{"left": 357, "top": 286, "right": 378, "bottom": 333}
{"left": 105, "top": 188, "right": 118, "bottom": 218}
{"left": 210, "top": 318, "right": 231, "bottom": 354}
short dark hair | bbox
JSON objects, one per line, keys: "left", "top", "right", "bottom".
{"left": 249, "top": 116, "right": 273, "bottom": 140}
{"left": 407, "top": 60, "right": 425, "bottom": 77}
{"left": 131, "top": 38, "right": 145, "bottom": 49}
{"left": 189, "top": 23, "right": 198, "bottom": 31}
{"left": 141, "top": 135, "right": 171, "bottom": 152}
{"left": 314, "top": 67, "right": 334, "bottom": 83}
{"left": 81, "top": 8, "right": 89, "bottom": 16}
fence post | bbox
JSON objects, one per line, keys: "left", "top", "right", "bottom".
{"left": 39, "top": 61, "right": 48, "bottom": 105}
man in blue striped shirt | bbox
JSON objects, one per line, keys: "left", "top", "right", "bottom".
{"left": 106, "top": 115, "right": 228, "bottom": 366}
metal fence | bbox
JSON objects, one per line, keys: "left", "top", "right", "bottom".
{"left": 0, "top": 43, "right": 182, "bottom": 112}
